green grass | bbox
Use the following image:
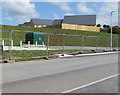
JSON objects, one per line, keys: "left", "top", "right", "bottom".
{"left": 3, "top": 50, "right": 45, "bottom": 59}
{"left": 1, "top": 25, "right": 119, "bottom": 61}
{"left": 1, "top": 25, "right": 119, "bottom": 47}
{"left": 1, "top": 25, "right": 118, "bottom": 37}
{"left": 3, "top": 50, "right": 88, "bottom": 59}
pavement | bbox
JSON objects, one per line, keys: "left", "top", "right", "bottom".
{"left": 3, "top": 46, "right": 118, "bottom": 50}
{"left": 58, "top": 51, "right": 118, "bottom": 58}
{"left": 3, "top": 46, "right": 54, "bottom": 50}
{"left": 49, "top": 46, "right": 118, "bottom": 50}
{"left": 1, "top": 53, "right": 118, "bottom": 93}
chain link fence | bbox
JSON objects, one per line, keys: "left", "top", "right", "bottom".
{"left": 1, "top": 30, "right": 119, "bottom": 61}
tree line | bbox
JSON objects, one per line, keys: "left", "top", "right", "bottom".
{"left": 97, "top": 24, "right": 120, "bottom": 34}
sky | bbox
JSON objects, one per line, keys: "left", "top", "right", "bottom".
{"left": 0, "top": 0, "right": 119, "bottom": 26}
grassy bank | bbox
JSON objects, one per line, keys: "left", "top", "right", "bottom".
{"left": 3, "top": 50, "right": 89, "bottom": 60}
{"left": 1, "top": 25, "right": 119, "bottom": 47}
{"left": 1, "top": 25, "right": 118, "bottom": 36}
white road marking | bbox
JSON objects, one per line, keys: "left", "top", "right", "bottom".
{"left": 61, "top": 73, "right": 119, "bottom": 94}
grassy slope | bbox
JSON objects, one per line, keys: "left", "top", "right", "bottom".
{"left": 1, "top": 25, "right": 119, "bottom": 60}
{"left": 3, "top": 50, "right": 89, "bottom": 59}
{"left": 1, "top": 25, "right": 119, "bottom": 47}
{"left": 1, "top": 25, "right": 118, "bottom": 37}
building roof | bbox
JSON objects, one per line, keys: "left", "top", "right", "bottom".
{"left": 31, "top": 19, "right": 53, "bottom": 25}
{"left": 63, "top": 15, "right": 96, "bottom": 25}
{"left": 53, "top": 19, "right": 63, "bottom": 25}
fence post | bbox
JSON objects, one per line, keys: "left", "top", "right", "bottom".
{"left": 36, "top": 41, "right": 37, "bottom": 48}
{"left": 106, "top": 37, "right": 110, "bottom": 51}
{"left": 2, "top": 40, "right": 4, "bottom": 46}
{"left": 62, "top": 34, "right": 65, "bottom": 56}
{"left": 9, "top": 30, "right": 12, "bottom": 60}
{"left": 82, "top": 35, "right": 84, "bottom": 51}
{"left": 20, "top": 41, "right": 22, "bottom": 48}
{"left": 117, "top": 38, "right": 118, "bottom": 50}
{"left": 96, "top": 37, "right": 99, "bottom": 50}
{"left": 46, "top": 34, "right": 50, "bottom": 58}
{"left": 28, "top": 41, "right": 30, "bottom": 48}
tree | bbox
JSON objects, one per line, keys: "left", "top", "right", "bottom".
{"left": 108, "top": 26, "right": 120, "bottom": 34}
{"left": 103, "top": 24, "right": 107, "bottom": 28}
{"left": 97, "top": 24, "right": 101, "bottom": 27}
{"left": 101, "top": 24, "right": 110, "bottom": 33}
{"left": 106, "top": 25, "right": 110, "bottom": 28}
{"left": 103, "top": 24, "right": 110, "bottom": 28}
{"left": 24, "top": 22, "right": 30, "bottom": 24}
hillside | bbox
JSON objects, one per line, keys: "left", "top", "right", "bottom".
{"left": 1, "top": 25, "right": 119, "bottom": 47}
{"left": 1, "top": 25, "right": 118, "bottom": 37}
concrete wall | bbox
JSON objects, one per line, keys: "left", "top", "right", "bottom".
{"left": 62, "top": 23, "right": 100, "bottom": 32}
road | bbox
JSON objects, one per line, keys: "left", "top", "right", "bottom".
{"left": 2, "top": 53, "right": 118, "bottom": 93}
{"left": 69, "top": 75, "right": 118, "bottom": 93}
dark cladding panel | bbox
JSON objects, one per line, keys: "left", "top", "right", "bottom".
{"left": 31, "top": 19, "right": 53, "bottom": 25}
{"left": 53, "top": 19, "right": 63, "bottom": 25}
{"left": 63, "top": 15, "right": 96, "bottom": 26}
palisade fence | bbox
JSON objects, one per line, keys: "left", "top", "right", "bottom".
{"left": 1, "top": 30, "right": 119, "bottom": 60}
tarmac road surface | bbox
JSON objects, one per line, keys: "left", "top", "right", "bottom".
{"left": 2, "top": 53, "right": 118, "bottom": 93}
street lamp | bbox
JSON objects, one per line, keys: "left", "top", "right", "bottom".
{"left": 110, "top": 11, "right": 115, "bottom": 51}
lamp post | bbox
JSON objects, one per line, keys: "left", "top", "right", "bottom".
{"left": 110, "top": 11, "right": 115, "bottom": 51}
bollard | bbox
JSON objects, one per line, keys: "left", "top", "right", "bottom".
{"left": 36, "top": 41, "right": 37, "bottom": 47}
{"left": 11, "top": 40, "right": 13, "bottom": 48}
{"left": 20, "top": 41, "right": 22, "bottom": 48}
{"left": 28, "top": 41, "right": 30, "bottom": 48}
{"left": 42, "top": 42, "right": 44, "bottom": 48}
{"left": 2, "top": 40, "right": 4, "bottom": 46}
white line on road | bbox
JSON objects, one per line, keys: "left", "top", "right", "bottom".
{"left": 61, "top": 73, "right": 119, "bottom": 94}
